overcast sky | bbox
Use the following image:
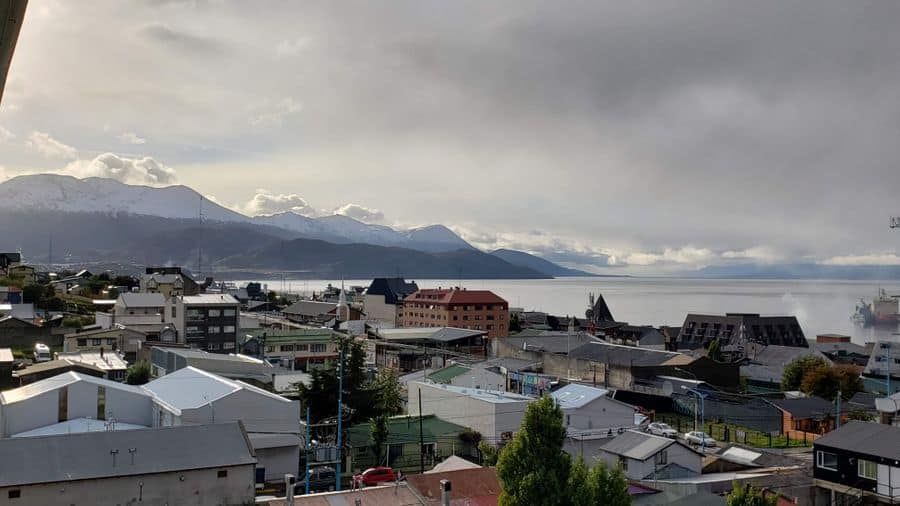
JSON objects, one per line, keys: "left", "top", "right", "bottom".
{"left": 2, "top": 0, "right": 900, "bottom": 273}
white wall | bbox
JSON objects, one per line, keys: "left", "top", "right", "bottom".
{"left": 408, "top": 382, "right": 530, "bottom": 443}
{"left": 596, "top": 442, "right": 701, "bottom": 481}
{"left": 179, "top": 389, "right": 300, "bottom": 433}
{"left": 363, "top": 294, "right": 396, "bottom": 323}
{"left": 1, "top": 389, "right": 58, "bottom": 437}
{"left": 563, "top": 397, "right": 635, "bottom": 431}
{"left": 0, "top": 465, "right": 256, "bottom": 506}
{"left": 256, "top": 446, "right": 300, "bottom": 484}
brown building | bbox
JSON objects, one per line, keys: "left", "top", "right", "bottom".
{"left": 400, "top": 288, "right": 509, "bottom": 339}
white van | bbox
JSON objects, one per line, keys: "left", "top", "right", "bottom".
{"left": 33, "top": 343, "right": 51, "bottom": 363}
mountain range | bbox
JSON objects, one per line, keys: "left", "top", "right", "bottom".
{"left": 0, "top": 174, "right": 591, "bottom": 278}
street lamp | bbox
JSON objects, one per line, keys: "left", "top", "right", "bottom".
{"left": 682, "top": 385, "right": 709, "bottom": 452}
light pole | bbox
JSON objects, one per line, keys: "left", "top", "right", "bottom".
{"left": 682, "top": 386, "right": 708, "bottom": 452}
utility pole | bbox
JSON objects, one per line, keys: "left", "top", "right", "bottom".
{"left": 336, "top": 349, "right": 344, "bottom": 491}
{"left": 418, "top": 387, "right": 425, "bottom": 474}
{"left": 304, "top": 407, "right": 311, "bottom": 495}
{"left": 836, "top": 390, "right": 841, "bottom": 429}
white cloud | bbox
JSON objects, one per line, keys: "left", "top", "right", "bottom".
{"left": 60, "top": 153, "right": 177, "bottom": 185}
{"left": 25, "top": 131, "right": 78, "bottom": 159}
{"left": 118, "top": 131, "right": 146, "bottom": 145}
{"left": 721, "top": 246, "right": 783, "bottom": 263}
{"left": 333, "top": 203, "right": 385, "bottom": 223}
{"left": 819, "top": 254, "right": 900, "bottom": 266}
{"left": 624, "top": 246, "right": 716, "bottom": 267}
{"left": 0, "top": 126, "right": 15, "bottom": 142}
{"left": 275, "top": 37, "right": 310, "bottom": 57}
{"left": 243, "top": 189, "right": 317, "bottom": 216}
{"left": 249, "top": 98, "right": 302, "bottom": 127}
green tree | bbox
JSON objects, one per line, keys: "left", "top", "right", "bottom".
{"left": 592, "top": 462, "right": 631, "bottom": 506}
{"left": 834, "top": 364, "right": 864, "bottom": 400}
{"left": 497, "top": 396, "right": 570, "bottom": 506}
{"left": 799, "top": 366, "right": 840, "bottom": 400}
{"left": 781, "top": 355, "right": 829, "bottom": 391}
{"left": 726, "top": 483, "right": 777, "bottom": 506}
{"left": 124, "top": 361, "right": 151, "bottom": 385}
{"left": 369, "top": 414, "right": 389, "bottom": 465}
{"left": 567, "top": 456, "right": 596, "bottom": 506}
{"left": 107, "top": 287, "right": 119, "bottom": 300}
{"left": 478, "top": 441, "right": 499, "bottom": 466}
{"left": 21, "top": 284, "right": 45, "bottom": 304}
{"left": 707, "top": 339, "right": 723, "bottom": 362}
{"left": 372, "top": 368, "right": 402, "bottom": 416}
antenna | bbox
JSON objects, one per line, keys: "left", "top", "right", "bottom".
{"left": 891, "top": 216, "right": 900, "bottom": 229}
{"left": 48, "top": 236, "right": 52, "bottom": 271}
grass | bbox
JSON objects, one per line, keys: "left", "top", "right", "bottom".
{"left": 655, "top": 413, "right": 813, "bottom": 448}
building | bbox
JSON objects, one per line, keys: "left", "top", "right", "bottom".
{"left": 814, "top": 340, "right": 871, "bottom": 367}
{"left": 400, "top": 288, "right": 509, "bottom": 339}
{"left": 0, "top": 347, "right": 12, "bottom": 389}
{"left": 62, "top": 326, "right": 150, "bottom": 359}
{"left": 0, "top": 286, "right": 21, "bottom": 304}
{"left": 252, "top": 328, "right": 342, "bottom": 371}
{"left": 165, "top": 294, "right": 240, "bottom": 352}
{"left": 813, "top": 421, "right": 900, "bottom": 504}
{"left": 95, "top": 292, "right": 166, "bottom": 329}
{"left": 52, "top": 350, "right": 129, "bottom": 381}
{"left": 12, "top": 359, "right": 108, "bottom": 385}
{"left": 0, "top": 315, "right": 53, "bottom": 350}
{"left": 676, "top": 313, "right": 807, "bottom": 351}
{"left": 364, "top": 277, "right": 419, "bottom": 324}
{"left": 371, "top": 327, "right": 489, "bottom": 371}
{"left": 149, "top": 346, "right": 275, "bottom": 383}
{"left": 0, "top": 253, "right": 21, "bottom": 275}
{"left": 767, "top": 397, "right": 836, "bottom": 441}
{"left": 0, "top": 423, "right": 257, "bottom": 506}
{"left": 551, "top": 383, "right": 640, "bottom": 433}
{"left": 282, "top": 300, "right": 338, "bottom": 325}
{"left": 602, "top": 324, "right": 667, "bottom": 350}
{"left": 863, "top": 341, "right": 900, "bottom": 395}
{"left": 740, "top": 344, "right": 832, "bottom": 392}
{"left": 426, "top": 363, "right": 506, "bottom": 391}
{"left": 596, "top": 430, "right": 703, "bottom": 481}
{"left": 406, "top": 467, "right": 501, "bottom": 505}
{"left": 408, "top": 381, "right": 532, "bottom": 444}
{"left": 140, "top": 266, "right": 201, "bottom": 297}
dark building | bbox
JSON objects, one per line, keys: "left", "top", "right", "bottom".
{"left": 585, "top": 292, "right": 615, "bottom": 327}
{"left": 676, "top": 313, "right": 807, "bottom": 351}
{"left": 813, "top": 421, "right": 900, "bottom": 504}
{"left": 166, "top": 294, "right": 240, "bottom": 353}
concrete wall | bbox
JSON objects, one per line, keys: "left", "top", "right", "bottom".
{"left": 563, "top": 397, "right": 635, "bottom": 431}
{"left": 179, "top": 389, "right": 300, "bottom": 433}
{"left": 256, "top": 446, "right": 300, "bottom": 484}
{"left": 408, "top": 383, "right": 529, "bottom": 443}
{"left": 1, "top": 388, "right": 58, "bottom": 436}
{"left": 0, "top": 464, "right": 256, "bottom": 506}
{"left": 363, "top": 294, "right": 396, "bottom": 324}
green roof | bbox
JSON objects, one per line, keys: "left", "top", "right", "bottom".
{"left": 348, "top": 415, "right": 467, "bottom": 446}
{"left": 427, "top": 364, "right": 471, "bottom": 384}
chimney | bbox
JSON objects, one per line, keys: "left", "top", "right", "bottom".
{"left": 440, "top": 479, "right": 451, "bottom": 506}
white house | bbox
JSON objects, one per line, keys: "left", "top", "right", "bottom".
{"left": 596, "top": 430, "right": 703, "bottom": 481}
{"left": 550, "top": 383, "right": 641, "bottom": 432}
{"left": 0, "top": 422, "right": 257, "bottom": 506}
{"left": 407, "top": 381, "right": 533, "bottom": 444}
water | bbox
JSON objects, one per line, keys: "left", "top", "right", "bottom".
{"left": 229, "top": 277, "right": 900, "bottom": 345}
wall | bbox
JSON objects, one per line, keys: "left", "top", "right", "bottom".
{"left": 597, "top": 442, "right": 700, "bottom": 481}
{"left": 448, "top": 368, "right": 505, "bottom": 391}
{"left": 255, "top": 446, "right": 300, "bottom": 484}
{"left": 563, "top": 397, "right": 635, "bottom": 431}
{"left": 363, "top": 294, "right": 396, "bottom": 324}
{"left": 179, "top": 389, "right": 300, "bottom": 433}
{"left": 0, "top": 464, "right": 256, "bottom": 506}
{"left": 408, "top": 383, "right": 530, "bottom": 443}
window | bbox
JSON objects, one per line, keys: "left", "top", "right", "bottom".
{"left": 266, "top": 346, "right": 275, "bottom": 353}
{"left": 817, "top": 451, "right": 838, "bottom": 471}
{"left": 453, "top": 316, "right": 458, "bottom": 320}
{"left": 208, "top": 326, "right": 221, "bottom": 334}
{"left": 186, "top": 326, "right": 200, "bottom": 334}
{"left": 654, "top": 450, "right": 668, "bottom": 466}
{"left": 224, "top": 309, "right": 236, "bottom": 317}
{"left": 97, "top": 386, "right": 106, "bottom": 421}
{"left": 223, "top": 342, "right": 235, "bottom": 350}
{"left": 619, "top": 456, "right": 628, "bottom": 471}
{"left": 566, "top": 415, "right": 570, "bottom": 426}
{"left": 171, "top": 306, "right": 176, "bottom": 318}
{"left": 77, "top": 338, "right": 87, "bottom": 347}
{"left": 296, "top": 344, "right": 309, "bottom": 351}
{"left": 208, "top": 309, "right": 221, "bottom": 317}
{"left": 859, "top": 459, "right": 878, "bottom": 480}
{"left": 281, "top": 344, "right": 294, "bottom": 352}
{"left": 8, "top": 490, "right": 20, "bottom": 499}
{"left": 217, "top": 470, "right": 228, "bottom": 478}
{"left": 311, "top": 344, "right": 327, "bottom": 353}
{"left": 208, "top": 343, "right": 220, "bottom": 351}
{"left": 223, "top": 325, "right": 235, "bottom": 333}
{"left": 92, "top": 338, "right": 103, "bottom": 346}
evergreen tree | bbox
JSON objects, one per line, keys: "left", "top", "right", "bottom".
{"left": 124, "top": 361, "right": 151, "bottom": 385}
{"left": 726, "top": 483, "right": 777, "bottom": 506}
{"left": 707, "top": 339, "right": 723, "bottom": 362}
{"left": 595, "top": 463, "right": 631, "bottom": 506}
{"left": 372, "top": 368, "right": 403, "bottom": 415}
{"left": 369, "top": 415, "right": 389, "bottom": 465}
{"left": 497, "top": 396, "right": 570, "bottom": 506}
{"left": 566, "top": 456, "right": 596, "bottom": 506}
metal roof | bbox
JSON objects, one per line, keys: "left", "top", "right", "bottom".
{"left": 0, "top": 371, "right": 150, "bottom": 405}
{"left": 119, "top": 292, "right": 165, "bottom": 308}
{"left": 411, "top": 381, "right": 533, "bottom": 405}
{"left": 0, "top": 422, "right": 256, "bottom": 487}
{"left": 283, "top": 300, "right": 337, "bottom": 316}
{"left": 179, "top": 294, "right": 240, "bottom": 305}
{"left": 815, "top": 421, "right": 900, "bottom": 461}
{"left": 550, "top": 383, "right": 609, "bottom": 409}
{"left": 427, "top": 364, "right": 471, "bottom": 383}
{"left": 56, "top": 351, "right": 129, "bottom": 371}
{"left": 142, "top": 366, "right": 291, "bottom": 412}
{"left": 11, "top": 418, "right": 148, "bottom": 438}
{"left": 599, "top": 430, "right": 687, "bottom": 461}
{"left": 0, "top": 347, "right": 13, "bottom": 363}
{"left": 767, "top": 397, "right": 834, "bottom": 419}
{"left": 569, "top": 341, "right": 691, "bottom": 367}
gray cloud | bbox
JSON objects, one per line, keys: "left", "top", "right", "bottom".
{"left": 139, "top": 23, "right": 224, "bottom": 54}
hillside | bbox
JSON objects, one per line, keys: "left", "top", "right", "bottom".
{"left": 491, "top": 249, "right": 597, "bottom": 277}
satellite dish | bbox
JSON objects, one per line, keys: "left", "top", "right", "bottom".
{"left": 662, "top": 381, "right": 674, "bottom": 397}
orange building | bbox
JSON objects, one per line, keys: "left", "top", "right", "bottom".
{"left": 399, "top": 288, "right": 509, "bottom": 339}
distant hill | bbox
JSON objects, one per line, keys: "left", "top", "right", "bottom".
{"left": 490, "top": 249, "right": 597, "bottom": 277}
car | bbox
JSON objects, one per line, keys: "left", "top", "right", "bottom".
{"left": 33, "top": 343, "right": 51, "bottom": 363}
{"left": 298, "top": 466, "right": 336, "bottom": 493}
{"left": 646, "top": 422, "right": 678, "bottom": 438}
{"left": 353, "top": 466, "right": 397, "bottom": 487}
{"left": 684, "top": 431, "right": 717, "bottom": 447}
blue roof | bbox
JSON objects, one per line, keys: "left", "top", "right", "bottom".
{"left": 550, "top": 383, "right": 609, "bottom": 409}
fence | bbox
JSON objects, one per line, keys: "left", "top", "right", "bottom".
{"left": 655, "top": 413, "right": 813, "bottom": 449}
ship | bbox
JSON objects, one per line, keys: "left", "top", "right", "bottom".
{"left": 853, "top": 288, "right": 899, "bottom": 326}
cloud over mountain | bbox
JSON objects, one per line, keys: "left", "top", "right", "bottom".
{"left": 61, "top": 153, "right": 177, "bottom": 185}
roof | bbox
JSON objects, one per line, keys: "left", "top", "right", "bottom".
{"left": 0, "top": 303, "right": 34, "bottom": 320}
{"left": 406, "top": 467, "right": 500, "bottom": 505}
{"left": 161, "top": 347, "right": 268, "bottom": 365}
{"left": 428, "top": 363, "right": 472, "bottom": 383}
{"left": 500, "top": 333, "right": 597, "bottom": 355}
{"left": 286, "top": 485, "right": 424, "bottom": 506}
{"left": 599, "top": 430, "right": 688, "bottom": 461}
{"left": 283, "top": 300, "right": 337, "bottom": 317}
{"left": 178, "top": 294, "right": 239, "bottom": 305}
{"left": 0, "top": 423, "right": 256, "bottom": 487}
{"left": 12, "top": 359, "right": 106, "bottom": 378}
{"left": 142, "top": 366, "right": 291, "bottom": 412}
{"left": 666, "top": 491, "right": 726, "bottom": 506}
{"left": 1, "top": 371, "right": 150, "bottom": 405}
{"left": 815, "top": 421, "right": 900, "bottom": 461}
{"left": 405, "top": 288, "right": 507, "bottom": 306}
{"left": 550, "top": 383, "right": 609, "bottom": 409}
{"left": 569, "top": 341, "right": 691, "bottom": 367}
{"left": 119, "top": 292, "right": 165, "bottom": 308}
{"left": 11, "top": 418, "right": 149, "bottom": 438}
{"left": 366, "top": 278, "right": 418, "bottom": 305}
{"left": 746, "top": 345, "right": 830, "bottom": 366}
{"left": 0, "top": 347, "right": 13, "bottom": 363}
{"left": 767, "top": 396, "right": 834, "bottom": 419}
{"left": 56, "top": 351, "right": 129, "bottom": 371}
{"left": 429, "top": 327, "right": 488, "bottom": 342}
{"left": 348, "top": 414, "right": 467, "bottom": 446}
{"left": 412, "top": 381, "right": 533, "bottom": 405}
{"left": 247, "top": 432, "right": 303, "bottom": 450}
{"left": 374, "top": 327, "right": 486, "bottom": 342}
{"left": 425, "top": 455, "right": 482, "bottom": 474}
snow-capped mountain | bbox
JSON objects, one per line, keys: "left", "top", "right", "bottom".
{"left": 0, "top": 174, "right": 474, "bottom": 252}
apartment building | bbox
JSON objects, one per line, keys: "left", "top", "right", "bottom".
{"left": 400, "top": 288, "right": 509, "bottom": 339}
{"left": 166, "top": 294, "right": 240, "bottom": 353}
{"left": 252, "top": 328, "right": 341, "bottom": 371}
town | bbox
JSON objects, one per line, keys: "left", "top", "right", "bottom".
{"left": 0, "top": 252, "right": 897, "bottom": 505}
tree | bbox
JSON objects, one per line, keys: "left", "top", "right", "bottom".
{"left": 592, "top": 462, "right": 630, "bottom": 506}
{"left": 124, "top": 361, "right": 151, "bottom": 385}
{"left": 497, "top": 396, "right": 570, "bottom": 506}
{"left": 726, "top": 483, "right": 777, "bottom": 506}
{"left": 508, "top": 313, "right": 522, "bottom": 333}
{"left": 781, "top": 355, "right": 829, "bottom": 391}
{"left": 799, "top": 366, "right": 840, "bottom": 401}
{"left": 369, "top": 415, "right": 389, "bottom": 465}
{"left": 707, "top": 339, "right": 723, "bottom": 362}
{"left": 834, "top": 364, "right": 864, "bottom": 400}
{"left": 478, "top": 441, "right": 499, "bottom": 466}
{"left": 372, "top": 368, "right": 402, "bottom": 416}
{"left": 567, "top": 456, "right": 596, "bottom": 506}
{"left": 21, "top": 284, "right": 44, "bottom": 304}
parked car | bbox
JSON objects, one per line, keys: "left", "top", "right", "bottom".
{"left": 33, "top": 343, "right": 51, "bottom": 363}
{"left": 298, "top": 466, "right": 336, "bottom": 493}
{"left": 684, "top": 431, "right": 717, "bottom": 447}
{"left": 353, "top": 466, "right": 397, "bottom": 487}
{"left": 646, "top": 422, "right": 678, "bottom": 438}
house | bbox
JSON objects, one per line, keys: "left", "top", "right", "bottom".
{"left": 0, "top": 314, "right": 53, "bottom": 349}
{"left": 281, "top": 300, "right": 338, "bottom": 325}
{"left": 406, "top": 467, "right": 501, "bottom": 505}
{"left": 813, "top": 421, "right": 900, "bottom": 504}
{"left": 140, "top": 266, "right": 200, "bottom": 297}
{"left": 408, "top": 381, "right": 532, "bottom": 444}
{"left": 0, "top": 347, "right": 14, "bottom": 388}
{"left": 677, "top": 313, "right": 807, "bottom": 352}
{"left": 62, "top": 326, "right": 150, "bottom": 359}
{"left": 550, "top": 383, "right": 641, "bottom": 434}
{"left": 346, "top": 414, "right": 473, "bottom": 475}
{"left": 95, "top": 292, "right": 166, "bottom": 329}
{"left": 0, "top": 423, "right": 257, "bottom": 506}
{"left": 863, "top": 341, "right": 900, "bottom": 395}
{"left": 6, "top": 264, "right": 36, "bottom": 283}
{"left": 0, "top": 285, "right": 22, "bottom": 304}
{"left": 426, "top": 363, "right": 506, "bottom": 391}
{"left": 143, "top": 366, "right": 301, "bottom": 485}
{"left": 165, "top": 293, "right": 240, "bottom": 353}
{"left": 372, "top": 327, "right": 489, "bottom": 370}
{"left": 596, "top": 430, "right": 703, "bottom": 481}
{"left": 814, "top": 340, "right": 872, "bottom": 367}
{"left": 148, "top": 346, "right": 276, "bottom": 385}
{"left": 740, "top": 345, "right": 832, "bottom": 392}
{"left": 12, "top": 359, "right": 109, "bottom": 385}
{"left": 400, "top": 288, "right": 509, "bottom": 339}
{"left": 767, "top": 397, "right": 836, "bottom": 440}
{"left": 53, "top": 350, "right": 129, "bottom": 381}
{"left": 252, "top": 328, "right": 342, "bottom": 371}
{"left": 0, "top": 302, "right": 34, "bottom": 321}
{"left": 0, "top": 252, "right": 21, "bottom": 275}
{"left": 603, "top": 325, "right": 667, "bottom": 350}
{"left": 364, "top": 277, "right": 419, "bottom": 325}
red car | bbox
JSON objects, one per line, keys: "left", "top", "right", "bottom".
{"left": 353, "top": 467, "right": 397, "bottom": 487}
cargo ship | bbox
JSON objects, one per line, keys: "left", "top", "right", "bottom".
{"left": 853, "top": 288, "right": 899, "bottom": 326}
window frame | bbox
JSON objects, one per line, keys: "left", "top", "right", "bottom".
{"left": 816, "top": 450, "right": 838, "bottom": 471}
{"left": 858, "top": 459, "right": 878, "bottom": 480}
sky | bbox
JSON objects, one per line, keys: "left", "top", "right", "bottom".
{"left": 2, "top": 0, "right": 900, "bottom": 274}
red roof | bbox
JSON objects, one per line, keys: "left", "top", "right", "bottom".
{"left": 406, "top": 467, "right": 500, "bottom": 505}
{"left": 405, "top": 289, "right": 507, "bottom": 306}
